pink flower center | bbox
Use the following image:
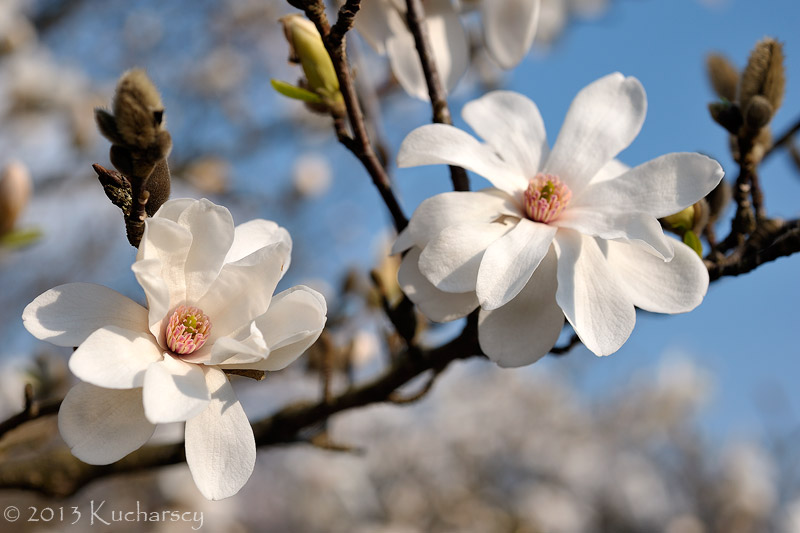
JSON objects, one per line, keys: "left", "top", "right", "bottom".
{"left": 523, "top": 173, "right": 572, "bottom": 224}
{"left": 166, "top": 305, "right": 212, "bottom": 355}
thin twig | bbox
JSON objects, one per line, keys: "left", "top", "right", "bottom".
{"left": 404, "top": 0, "right": 470, "bottom": 192}
{"left": 388, "top": 368, "right": 442, "bottom": 404}
{"left": 706, "top": 218, "right": 800, "bottom": 280}
{"left": 300, "top": 0, "right": 409, "bottom": 231}
{"left": 0, "top": 395, "right": 62, "bottom": 441}
{"left": 549, "top": 333, "right": 581, "bottom": 356}
{"left": 763, "top": 114, "right": 800, "bottom": 161}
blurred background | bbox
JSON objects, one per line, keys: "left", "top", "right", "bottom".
{"left": 0, "top": 0, "right": 799, "bottom": 531}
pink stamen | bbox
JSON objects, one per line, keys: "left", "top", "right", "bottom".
{"left": 166, "top": 305, "right": 212, "bottom": 355}
{"left": 523, "top": 173, "right": 572, "bottom": 224}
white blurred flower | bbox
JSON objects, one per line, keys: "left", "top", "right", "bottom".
{"left": 292, "top": 152, "right": 332, "bottom": 198}
{"left": 394, "top": 74, "right": 723, "bottom": 366}
{"left": 0, "top": 160, "right": 32, "bottom": 235}
{"left": 23, "top": 198, "right": 327, "bottom": 499}
{"left": 355, "top": 0, "right": 539, "bottom": 99}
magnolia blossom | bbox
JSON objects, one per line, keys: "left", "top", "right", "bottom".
{"left": 22, "top": 198, "right": 327, "bottom": 499}
{"left": 356, "top": 0, "right": 540, "bottom": 100}
{"left": 394, "top": 73, "right": 723, "bottom": 366}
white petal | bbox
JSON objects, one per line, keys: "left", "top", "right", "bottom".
{"left": 245, "top": 285, "right": 327, "bottom": 371}
{"left": 150, "top": 197, "right": 195, "bottom": 222}
{"left": 354, "top": 0, "right": 393, "bottom": 54}
{"left": 478, "top": 248, "right": 564, "bottom": 367}
{"left": 185, "top": 368, "right": 256, "bottom": 500}
{"left": 589, "top": 158, "right": 630, "bottom": 185}
{"left": 572, "top": 152, "right": 725, "bottom": 218}
{"left": 142, "top": 354, "right": 210, "bottom": 424}
{"left": 225, "top": 219, "right": 292, "bottom": 267}
{"left": 22, "top": 283, "right": 148, "bottom": 347}
{"left": 482, "top": 0, "right": 540, "bottom": 69}
{"left": 419, "top": 221, "right": 511, "bottom": 293}
{"left": 204, "top": 321, "right": 268, "bottom": 366}
{"left": 556, "top": 208, "right": 675, "bottom": 260}
{"left": 398, "top": 247, "right": 478, "bottom": 322}
{"left": 544, "top": 73, "right": 646, "bottom": 194}
{"left": 477, "top": 218, "right": 557, "bottom": 309}
{"left": 398, "top": 124, "right": 529, "bottom": 196}
{"left": 386, "top": 0, "right": 467, "bottom": 100}
{"left": 462, "top": 90, "right": 549, "bottom": 175}
{"left": 177, "top": 199, "right": 235, "bottom": 302}
{"left": 58, "top": 383, "right": 154, "bottom": 465}
{"left": 392, "top": 227, "right": 415, "bottom": 254}
{"left": 399, "top": 189, "right": 521, "bottom": 252}
{"left": 605, "top": 238, "right": 709, "bottom": 313}
{"left": 554, "top": 229, "right": 636, "bottom": 356}
{"left": 69, "top": 326, "right": 162, "bottom": 389}
{"left": 197, "top": 241, "right": 289, "bottom": 340}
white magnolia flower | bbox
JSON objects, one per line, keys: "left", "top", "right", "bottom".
{"left": 22, "top": 198, "right": 327, "bottom": 500}
{"left": 394, "top": 73, "right": 723, "bottom": 366}
{"left": 356, "top": 0, "right": 540, "bottom": 99}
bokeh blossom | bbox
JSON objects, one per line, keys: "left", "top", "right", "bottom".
{"left": 394, "top": 73, "right": 723, "bottom": 366}
{"left": 355, "top": 0, "right": 540, "bottom": 99}
{"left": 23, "top": 198, "right": 327, "bottom": 499}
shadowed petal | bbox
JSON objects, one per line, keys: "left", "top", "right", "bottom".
{"left": 23, "top": 283, "right": 148, "bottom": 347}
{"left": 69, "top": 326, "right": 162, "bottom": 389}
{"left": 185, "top": 368, "right": 255, "bottom": 500}
{"left": 398, "top": 247, "right": 478, "bottom": 322}
{"left": 142, "top": 354, "right": 210, "bottom": 424}
{"left": 554, "top": 229, "right": 635, "bottom": 356}
{"left": 58, "top": 384, "right": 155, "bottom": 465}
{"left": 478, "top": 248, "right": 564, "bottom": 367}
{"left": 482, "top": 0, "right": 540, "bottom": 69}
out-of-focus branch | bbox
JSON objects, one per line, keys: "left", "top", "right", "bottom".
{"left": 296, "top": 0, "right": 408, "bottom": 231}
{"left": 0, "top": 385, "right": 61, "bottom": 441}
{"left": 763, "top": 114, "right": 800, "bottom": 161}
{"left": 404, "top": 0, "right": 469, "bottom": 192}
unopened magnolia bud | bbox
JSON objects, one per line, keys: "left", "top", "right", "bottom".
{"left": 663, "top": 205, "right": 695, "bottom": 232}
{"left": 743, "top": 95, "right": 773, "bottom": 130}
{"left": 112, "top": 69, "right": 169, "bottom": 152}
{"left": 708, "top": 101, "right": 742, "bottom": 134}
{"left": 275, "top": 15, "right": 343, "bottom": 112}
{"left": 0, "top": 161, "right": 32, "bottom": 235}
{"left": 740, "top": 38, "right": 785, "bottom": 118}
{"left": 706, "top": 53, "right": 739, "bottom": 102}
{"left": 691, "top": 198, "right": 710, "bottom": 234}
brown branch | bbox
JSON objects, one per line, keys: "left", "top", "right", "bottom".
{"left": 706, "top": 218, "right": 800, "bottom": 281}
{"left": 0, "top": 387, "right": 62, "bottom": 441}
{"left": 763, "top": 114, "right": 800, "bottom": 161}
{"left": 299, "top": 0, "right": 408, "bottom": 232}
{"left": 549, "top": 333, "right": 581, "bottom": 356}
{"left": 404, "top": 0, "right": 470, "bottom": 192}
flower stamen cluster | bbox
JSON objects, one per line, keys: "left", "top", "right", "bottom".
{"left": 166, "top": 305, "right": 211, "bottom": 355}
{"left": 524, "top": 173, "right": 572, "bottom": 223}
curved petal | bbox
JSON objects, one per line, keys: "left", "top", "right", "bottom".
{"left": 478, "top": 247, "right": 564, "bottom": 367}
{"left": 185, "top": 368, "right": 256, "bottom": 500}
{"left": 142, "top": 354, "right": 210, "bottom": 424}
{"left": 477, "top": 218, "right": 557, "bottom": 310}
{"left": 244, "top": 285, "right": 327, "bottom": 371}
{"left": 482, "top": 0, "right": 540, "bottom": 69}
{"left": 554, "top": 229, "right": 636, "bottom": 356}
{"left": 203, "top": 321, "right": 268, "bottom": 366}
{"left": 196, "top": 241, "right": 289, "bottom": 341}
{"left": 176, "top": 199, "right": 235, "bottom": 302}
{"left": 22, "top": 283, "right": 148, "bottom": 347}
{"left": 386, "top": 0, "right": 467, "bottom": 99}
{"left": 225, "top": 219, "right": 292, "bottom": 267}
{"left": 543, "top": 73, "right": 646, "bottom": 194}
{"left": 419, "top": 221, "right": 511, "bottom": 293}
{"left": 556, "top": 208, "right": 674, "bottom": 260}
{"left": 605, "top": 239, "right": 709, "bottom": 313}
{"left": 69, "top": 326, "right": 162, "bottom": 389}
{"left": 58, "top": 383, "right": 154, "bottom": 465}
{"left": 572, "top": 153, "right": 725, "bottom": 218}
{"left": 589, "top": 158, "right": 630, "bottom": 186}
{"left": 398, "top": 247, "right": 478, "bottom": 322}
{"left": 398, "top": 124, "right": 529, "bottom": 196}
{"left": 462, "top": 90, "right": 548, "bottom": 175}
{"left": 150, "top": 197, "right": 195, "bottom": 222}
{"left": 396, "top": 189, "right": 521, "bottom": 253}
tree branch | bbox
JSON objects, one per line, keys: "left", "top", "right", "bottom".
{"left": 404, "top": 0, "right": 469, "bottom": 192}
